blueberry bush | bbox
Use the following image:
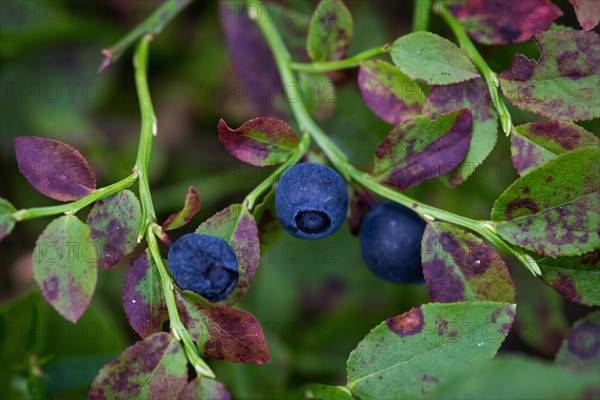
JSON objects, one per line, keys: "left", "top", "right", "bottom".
{"left": 0, "top": 0, "right": 599, "bottom": 399}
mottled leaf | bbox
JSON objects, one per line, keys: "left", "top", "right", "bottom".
{"left": 346, "top": 302, "right": 516, "bottom": 399}
{"left": 491, "top": 148, "right": 600, "bottom": 258}
{"left": 430, "top": 356, "right": 600, "bottom": 399}
{"left": 373, "top": 109, "right": 472, "bottom": 190}
{"left": 556, "top": 311, "right": 600, "bottom": 371}
{"left": 499, "top": 30, "right": 600, "bottom": 121}
{"left": 0, "top": 198, "right": 17, "bottom": 242}
{"left": 511, "top": 121, "right": 599, "bottom": 176}
{"left": 178, "top": 377, "right": 232, "bottom": 400}
{"left": 87, "top": 190, "right": 141, "bottom": 268}
{"left": 307, "top": 0, "right": 353, "bottom": 62}
{"left": 299, "top": 72, "right": 337, "bottom": 120}
{"left": 297, "top": 384, "right": 354, "bottom": 400}
{"left": 218, "top": 118, "right": 300, "bottom": 166}
{"left": 122, "top": 251, "right": 167, "bottom": 338}
{"left": 196, "top": 204, "right": 260, "bottom": 304}
{"left": 390, "top": 32, "right": 479, "bottom": 85}
{"left": 33, "top": 215, "right": 97, "bottom": 323}
{"left": 358, "top": 60, "right": 425, "bottom": 125}
{"left": 14, "top": 136, "right": 96, "bottom": 202}
{"left": 163, "top": 186, "right": 201, "bottom": 231}
{"left": 422, "top": 222, "right": 515, "bottom": 303}
{"left": 448, "top": 0, "right": 562, "bottom": 45}
{"left": 177, "top": 290, "right": 270, "bottom": 364}
{"left": 424, "top": 78, "right": 498, "bottom": 186}
{"left": 539, "top": 250, "right": 600, "bottom": 306}
{"left": 569, "top": 0, "right": 600, "bottom": 31}
{"left": 89, "top": 332, "right": 187, "bottom": 399}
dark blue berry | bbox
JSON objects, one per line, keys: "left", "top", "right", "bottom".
{"left": 360, "top": 202, "right": 426, "bottom": 284}
{"left": 275, "top": 162, "right": 348, "bottom": 239}
{"left": 167, "top": 233, "right": 238, "bottom": 302}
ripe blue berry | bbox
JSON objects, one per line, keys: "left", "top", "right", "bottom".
{"left": 360, "top": 202, "right": 426, "bottom": 284}
{"left": 275, "top": 162, "right": 349, "bottom": 239}
{"left": 167, "top": 233, "right": 238, "bottom": 302}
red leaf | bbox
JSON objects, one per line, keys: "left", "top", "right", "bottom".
{"left": 162, "top": 186, "right": 201, "bottom": 231}
{"left": 569, "top": 0, "right": 600, "bottom": 31}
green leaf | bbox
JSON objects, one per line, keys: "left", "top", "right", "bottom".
{"left": 0, "top": 197, "right": 17, "bottom": 242}
{"left": 178, "top": 377, "right": 231, "bottom": 400}
{"left": 491, "top": 148, "right": 600, "bottom": 258}
{"left": 346, "top": 302, "right": 516, "bottom": 399}
{"left": 89, "top": 332, "right": 188, "bottom": 399}
{"left": 307, "top": 0, "right": 353, "bottom": 62}
{"left": 430, "top": 355, "right": 599, "bottom": 399}
{"left": 296, "top": 384, "right": 354, "bottom": 400}
{"left": 511, "top": 121, "right": 599, "bottom": 176}
{"left": 163, "top": 186, "right": 201, "bottom": 231}
{"left": 33, "top": 215, "right": 97, "bottom": 323}
{"left": 556, "top": 310, "right": 600, "bottom": 371}
{"left": 196, "top": 204, "right": 260, "bottom": 304}
{"left": 422, "top": 222, "right": 515, "bottom": 303}
{"left": 539, "top": 250, "right": 600, "bottom": 306}
{"left": 424, "top": 78, "right": 498, "bottom": 187}
{"left": 373, "top": 109, "right": 472, "bottom": 190}
{"left": 176, "top": 290, "right": 270, "bottom": 364}
{"left": 87, "top": 190, "right": 141, "bottom": 268}
{"left": 499, "top": 30, "right": 600, "bottom": 121}
{"left": 390, "top": 32, "right": 479, "bottom": 85}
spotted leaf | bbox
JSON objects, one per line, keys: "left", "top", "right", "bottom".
{"left": 390, "top": 32, "right": 479, "bottom": 85}
{"left": 556, "top": 310, "right": 600, "bottom": 371}
{"left": 122, "top": 251, "right": 167, "bottom": 338}
{"left": 491, "top": 148, "right": 600, "bottom": 258}
{"left": 346, "top": 302, "right": 515, "bottom": 399}
{"left": 424, "top": 78, "right": 498, "bottom": 186}
{"left": 163, "top": 186, "right": 201, "bottom": 231}
{"left": 87, "top": 190, "right": 141, "bottom": 269}
{"left": 373, "top": 109, "right": 472, "bottom": 190}
{"left": 89, "top": 332, "right": 187, "bottom": 399}
{"left": 447, "top": 0, "right": 562, "bottom": 44}
{"left": 15, "top": 136, "right": 96, "bottom": 202}
{"left": 0, "top": 198, "right": 17, "bottom": 242}
{"left": 196, "top": 204, "right": 260, "bottom": 304}
{"left": 422, "top": 222, "right": 515, "bottom": 303}
{"left": 33, "top": 215, "right": 97, "bottom": 323}
{"left": 218, "top": 118, "right": 300, "bottom": 167}
{"left": 511, "top": 121, "right": 599, "bottom": 176}
{"left": 499, "top": 30, "right": 600, "bottom": 121}
{"left": 178, "top": 377, "right": 232, "bottom": 400}
{"left": 539, "top": 250, "right": 599, "bottom": 306}
{"left": 358, "top": 60, "right": 425, "bottom": 125}
{"left": 177, "top": 290, "right": 270, "bottom": 364}
{"left": 569, "top": 0, "right": 600, "bottom": 31}
{"left": 307, "top": 0, "right": 353, "bottom": 62}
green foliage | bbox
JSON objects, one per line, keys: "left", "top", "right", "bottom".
{"left": 0, "top": 198, "right": 17, "bottom": 241}
{"left": 307, "top": 0, "right": 353, "bottom": 62}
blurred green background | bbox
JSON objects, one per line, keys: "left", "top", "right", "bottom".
{"left": 0, "top": 1, "right": 597, "bottom": 399}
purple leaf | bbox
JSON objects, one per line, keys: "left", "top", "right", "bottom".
{"left": 448, "top": 0, "right": 562, "bottom": 45}
{"left": 0, "top": 198, "right": 17, "bottom": 242}
{"left": 307, "top": 0, "right": 354, "bottom": 62}
{"left": 33, "top": 215, "right": 97, "bottom": 323}
{"left": 14, "top": 136, "right": 96, "bottom": 202}
{"left": 421, "top": 222, "right": 515, "bottom": 303}
{"left": 123, "top": 251, "right": 167, "bottom": 338}
{"left": 218, "top": 117, "right": 300, "bottom": 166}
{"left": 373, "top": 109, "right": 472, "bottom": 190}
{"left": 178, "top": 378, "right": 232, "bottom": 400}
{"left": 358, "top": 60, "right": 425, "bottom": 125}
{"left": 511, "top": 121, "right": 600, "bottom": 176}
{"left": 569, "top": 0, "right": 600, "bottom": 31}
{"left": 195, "top": 204, "right": 260, "bottom": 305}
{"left": 499, "top": 31, "right": 600, "bottom": 121}
{"left": 556, "top": 310, "right": 600, "bottom": 370}
{"left": 87, "top": 190, "right": 142, "bottom": 268}
{"left": 177, "top": 290, "right": 270, "bottom": 364}
{"left": 89, "top": 332, "right": 187, "bottom": 399}
{"left": 163, "top": 186, "right": 201, "bottom": 231}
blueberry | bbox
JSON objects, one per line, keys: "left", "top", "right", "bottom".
{"left": 275, "top": 162, "right": 349, "bottom": 239}
{"left": 360, "top": 202, "right": 426, "bottom": 284}
{"left": 167, "top": 233, "right": 238, "bottom": 302}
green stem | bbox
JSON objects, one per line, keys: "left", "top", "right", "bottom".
{"left": 436, "top": 3, "right": 512, "bottom": 135}
{"left": 412, "top": 0, "right": 432, "bottom": 32}
{"left": 12, "top": 172, "right": 138, "bottom": 221}
{"left": 98, "top": 0, "right": 193, "bottom": 71}
{"left": 244, "top": 133, "right": 311, "bottom": 211}
{"left": 251, "top": 0, "right": 541, "bottom": 276}
{"left": 290, "top": 45, "right": 389, "bottom": 73}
